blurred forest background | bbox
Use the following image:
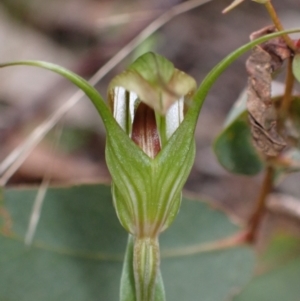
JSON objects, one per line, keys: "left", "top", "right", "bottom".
{"left": 0, "top": 0, "right": 299, "bottom": 225}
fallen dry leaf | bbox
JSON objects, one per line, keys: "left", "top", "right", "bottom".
{"left": 246, "top": 26, "right": 291, "bottom": 157}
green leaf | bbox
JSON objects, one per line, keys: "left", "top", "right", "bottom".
{"left": 214, "top": 115, "right": 263, "bottom": 175}
{"left": 0, "top": 187, "right": 5, "bottom": 233}
{"left": 213, "top": 90, "right": 264, "bottom": 175}
{"left": 292, "top": 53, "right": 300, "bottom": 83}
{"left": 160, "top": 195, "right": 255, "bottom": 301}
{"left": 234, "top": 234, "right": 300, "bottom": 301}
{"left": 0, "top": 184, "right": 254, "bottom": 301}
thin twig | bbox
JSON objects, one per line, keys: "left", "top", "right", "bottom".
{"left": 247, "top": 165, "right": 274, "bottom": 243}
{"left": 280, "top": 56, "right": 295, "bottom": 114}
{"left": 277, "top": 56, "right": 295, "bottom": 133}
{"left": 24, "top": 123, "right": 63, "bottom": 246}
{"left": 96, "top": 9, "right": 163, "bottom": 28}
{"left": 247, "top": 1, "right": 296, "bottom": 242}
{"left": 264, "top": 1, "right": 296, "bottom": 51}
{"left": 0, "top": 0, "right": 212, "bottom": 184}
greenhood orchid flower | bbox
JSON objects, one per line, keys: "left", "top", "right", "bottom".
{"left": 106, "top": 53, "right": 197, "bottom": 238}
{"left": 106, "top": 53, "right": 197, "bottom": 301}
{"left": 0, "top": 29, "right": 298, "bottom": 301}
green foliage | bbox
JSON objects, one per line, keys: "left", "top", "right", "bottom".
{"left": 1, "top": 28, "right": 300, "bottom": 301}
{"left": 0, "top": 184, "right": 254, "bottom": 301}
{"left": 213, "top": 90, "right": 263, "bottom": 175}
{"left": 234, "top": 234, "right": 300, "bottom": 301}
{"left": 292, "top": 53, "right": 300, "bottom": 83}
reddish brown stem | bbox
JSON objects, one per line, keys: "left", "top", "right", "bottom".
{"left": 281, "top": 57, "right": 295, "bottom": 114}
{"left": 247, "top": 165, "right": 274, "bottom": 243}
{"left": 264, "top": 1, "right": 296, "bottom": 51}
{"left": 277, "top": 56, "right": 295, "bottom": 133}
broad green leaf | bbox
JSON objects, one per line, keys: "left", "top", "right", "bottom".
{"left": 0, "top": 184, "right": 254, "bottom": 301}
{"left": 234, "top": 234, "right": 300, "bottom": 301}
{"left": 292, "top": 53, "right": 300, "bottom": 83}
{"left": 214, "top": 115, "right": 263, "bottom": 175}
{"left": 160, "top": 194, "right": 255, "bottom": 301}
{"left": 0, "top": 187, "right": 5, "bottom": 233}
{"left": 213, "top": 90, "right": 263, "bottom": 175}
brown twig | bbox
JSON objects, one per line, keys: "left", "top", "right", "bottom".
{"left": 280, "top": 57, "right": 295, "bottom": 115}
{"left": 247, "top": 165, "right": 274, "bottom": 243}
{"left": 277, "top": 56, "right": 295, "bottom": 133}
{"left": 246, "top": 1, "right": 297, "bottom": 244}
{"left": 264, "top": 1, "right": 296, "bottom": 51}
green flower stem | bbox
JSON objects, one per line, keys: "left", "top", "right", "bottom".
{"left": 120, "top": 235, "right": 166, "bottom": 301}
{"left": 133, "top": 236, "right": 160, "bottom": 301}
